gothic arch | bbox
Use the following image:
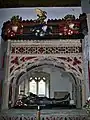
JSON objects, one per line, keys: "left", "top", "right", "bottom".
{"left": 15, "top": 64, "right": 80, "bottom": 87}
{"left": 9, "top": 57, "right": 82, "bottom": 108}
{"left": 9, "top": 56, "right": 83, "bottom": 83}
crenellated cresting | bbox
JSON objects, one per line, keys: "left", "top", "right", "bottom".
{"left": 1, "top": 13, "right": 88, "bottom": 40}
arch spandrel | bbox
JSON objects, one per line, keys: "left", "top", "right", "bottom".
{"left": 9, "top": 55, "right": 84, "bottom": 82}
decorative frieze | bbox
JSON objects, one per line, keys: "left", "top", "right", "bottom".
{"left": 0, "top": 115, "right": 88, "bottom": 120}
{"left": 10, "top": 39, "right": 82, "bottom": 55}
{"left": 11, "top": 45, "right": 81, "bottom": 54}
{"left": 1, "top": 13, "right": 87, "bottom": 40}
{"left": 0, "top": 109, "right": 88, "bottom": 120}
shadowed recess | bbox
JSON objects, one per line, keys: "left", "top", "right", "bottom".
{"left": 0, "top": 0, "right": 81, "bottom": 8}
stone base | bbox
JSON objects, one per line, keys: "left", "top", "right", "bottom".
{"left": 0, "top": 109, "right": 88, "bottom": 120}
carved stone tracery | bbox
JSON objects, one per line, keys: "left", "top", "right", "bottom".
{"left": 11, "top": 45, "right": 81, "bottom": 54}
{"left": 10, "top": 39, "right": 82, "bottom": 54}
{"left": 8, "top": 39, "right": 83, "bottom": 82}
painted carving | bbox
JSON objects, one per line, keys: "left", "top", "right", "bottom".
{"left": 35, "top": 8, "right": 47, "bottom": 23}
{"left": 1, "top": 11, "right": 87, "bottom": 40}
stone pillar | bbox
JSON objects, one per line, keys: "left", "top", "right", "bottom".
{"left": 1, "top": 40, "right": 11, "bottom": 110}
{"left": 11, "top": 83, "right": 16, "bottom": 107}
{"left": 72, "top": 84, "right": 76, "bottom": 103}
{"left": 82, "top": 81, "right": 86, "bottom": 107}
{"left": 76, "top": 85, "right": 82, "bottom": 108}
{"left": 1, "top": 81, "right": 10, "bottom": 110}
{"left": 82, "top": 36, "right": 89, "bottom": 100}
{"left": 87, "top": 14, "right": 90, "bottom": 95}
{"left": 25, "top": 79, "right": 29, "bottom": 95}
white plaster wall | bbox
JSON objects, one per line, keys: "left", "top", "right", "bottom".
{"left": 81, "top": 0, "right": 90, "bottom": 14}
{"left": 50, "top": 70, "right": 72, "bottom": 98}
{"left": 33, "top": 65, "right": 73, "bottom": 98}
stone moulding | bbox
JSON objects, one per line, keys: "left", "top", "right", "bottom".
{"left": 0, "top": 109, "right": 88, "bottom": 120}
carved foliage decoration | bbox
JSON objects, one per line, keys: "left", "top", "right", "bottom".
{"left": 1, "top": 13, "right": 87, "bottom": 40}
{"left": 9, "top": 56, "right": 83, "bottom": 81}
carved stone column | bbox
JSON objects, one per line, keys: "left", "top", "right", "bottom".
{"left": 1, "top": 81, "right": 10, "bottom": 110}
{"left": 82, "top": 80, "right": 86, "bottom": 107}
{"left": 25, "top": 79, "right": 29, "bottom": 95}
{"left": 76, "top": 85, "right": 82, "bottom": 108}
{"left": 1, "top": 40, "right": 11, "bottom": 110}
{"left": 87, "top": 14, "right": 90, "bottom": 95}
{"left": 82, "top": 36, "right": 89, "bottom": 100}
{"left": 11, "top": 82, "right": 16, "bottom": 107}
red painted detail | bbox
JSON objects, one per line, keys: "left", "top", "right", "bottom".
{"left": 25, "top": 57, "right": 36, "bottom": 61}
{"left": 73, "top": 57, "right": 81, "bottom": 65}
{"left": 38, "top": 47, "right": 45, "bottom": 54}
{"left": 11, "top": 57, "right": 19, "bottom": 65}
{"left": 20, "top": 57, "right": 25, "bottom": 62}
{"left": 11, "top": 47, "right": 15, "bottom": 53}
{"left": 34, "top": 58, "right": 39, "bottom": 61}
